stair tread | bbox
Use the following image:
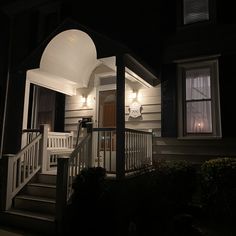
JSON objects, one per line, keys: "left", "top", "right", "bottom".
{"left": 7, "top": 208, "right": 55, "bottom": 222}
{"left": 28, "top": 182, "right": 56, "bottom": 188}
{"left": 15, "top": 194, "right": 56, "bottom": 203}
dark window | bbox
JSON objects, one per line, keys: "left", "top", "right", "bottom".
{"left": 183, "top": 0, "right": 209, "bottom": 24}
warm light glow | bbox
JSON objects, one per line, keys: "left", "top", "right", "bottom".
{"left": 81, "top": 95, "right": 87, "bottom": 104}
{"left": 128, "top": 92, "right": 137, "bottom": 99}
{"left": 137, "top": 92, "right": 143, "bottom": 101}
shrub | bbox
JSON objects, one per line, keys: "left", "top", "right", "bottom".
{"left": 152, "top": 160, "right": 197, "bottom": 212}
{"left": 200, "top": 157, "right": 236, "bottom": 221}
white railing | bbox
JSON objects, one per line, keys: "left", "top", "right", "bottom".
{"left": 55, "top": 129, "right": 92, "bottom": 226}
{"left": 3, "top": 133, "right": 42, "bottom": 210}
{"left": 92, "top": 127, "right": 152, "bottom": 174}
{"left": 22, "top": 129, "right": 41, "bottom": 146}
{"left": 125, "top": 128, "right": 152, "bottom": 172}
{"left": 92, "top": 128, "right": 116, "bottom": 173}
{"left": 46, "top": 131, "right": 74, "bottom": 171}
{"left": 47, "top": 131, "right": 73, "bottom": 149}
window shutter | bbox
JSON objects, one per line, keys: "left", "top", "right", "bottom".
{"left": 184, "top": 0, "right": 209, "bottom": 24}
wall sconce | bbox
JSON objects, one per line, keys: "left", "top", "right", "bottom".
{"left": 81, "top": 94, "right": 87, "bottom": 105}
{"left": 128, "top": 90, "right": 137, "bottom": 99}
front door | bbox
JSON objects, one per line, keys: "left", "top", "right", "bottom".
{"left": 97, "top": 90, "right": 116, "bottom": 172}
{"left": 98, "top": 90, "right": 116, "bottom": 128}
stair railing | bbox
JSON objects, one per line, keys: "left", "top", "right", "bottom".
{"left": 1, "top": 125, "right": 49, "bottom": 211}
{"left": 55, "top": 122, "right": 93, "bottom": 227}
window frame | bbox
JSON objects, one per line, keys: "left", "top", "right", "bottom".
{"left": 177, "top": 0, "right": 216, "bottom": 28}
{"left": 177, "top": 58, "right": 221, "bottom": 139}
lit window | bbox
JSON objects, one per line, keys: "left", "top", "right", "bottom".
{"left": 183, "top": 0, "right": 209, "bottom": 24}
{"left": 178, "top": 59, "right": 221, "bottom": 139}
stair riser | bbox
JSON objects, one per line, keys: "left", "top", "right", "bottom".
{"left": 14, "top": 198, "right": 55, "bottom": 215}
{"left": 25, "top": 186, "right": 56, "bottom": 198}
{"left": 37, "top": 174, "right": 57, "bottom": 185}
{"left": 0, "top": 212, "right": 56, "bottom": 235}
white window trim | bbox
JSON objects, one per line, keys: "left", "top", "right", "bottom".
{"left": 177, "top": 58, "right": 222, "bottom": 140}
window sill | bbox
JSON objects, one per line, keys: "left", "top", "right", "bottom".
{"left": 177, "top": 135, "right": 222, "bottom": 140}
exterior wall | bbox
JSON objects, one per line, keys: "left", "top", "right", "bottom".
{"left": 157, "top": 0, "right": 236, "bottom": 163}
{"left": 153, "top": 137, "right": 236, "bottom": 164}
{"left": 64, "top": 64, "right": 113, "bottom": 142}
{"left": 64, "top": 64, "right": 162, "bottom": 142}
{"left": 125, "top": 82, "right": 161, "bottom": 135}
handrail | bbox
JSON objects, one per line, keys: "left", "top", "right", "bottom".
{"left": 3, "top": 133, "right": 42, "bottom": 210}
{"left": 70, "top": 133, "right": 92, "bottom": 157}
{"left": 93, "top": 127, "right": 153, "bottom": 174}
{"left": 93, "top": 127, "right": 116, "bottom": 132}
{"left": 56, "top": 130, "right": 92, "bottom": 225}
{"left": 125, "top": 128, "right": 152, "bottom": 135}
{"left": 22, "top": 129, "right": 41, "bottom": 133}
{"left": 93, "top": 127, "right": 152, "bottom": 135}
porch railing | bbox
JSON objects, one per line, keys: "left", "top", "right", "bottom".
{"left": 3, "top": 131, "right": 42, "bottom": 210}
{"left": 46, "top": 131, "right": 73, "bottom": 171}
{"left": 22, "top": 128, "right": 41, "bottom": 146}
{"left": 92, "top": 127, "right": 152, "bottom": 174}
{"left": 55, "top": 128, "right": 92, "bottom": 226}
{"left": 125, "top": 128, "right": 152, "bottom": 172}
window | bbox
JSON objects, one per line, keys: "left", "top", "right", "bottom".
{"left": 183, "top": 0, "right": 209, "bottom": 24}
{"left": 178, "top": 59, "right": 221, "bottom": 139}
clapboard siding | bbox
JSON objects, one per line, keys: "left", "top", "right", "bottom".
{"left": 125, "top": 96, "right": 161, "bottom": 106}
{"left": 125, "top": 121, "right": 161, "bottom": 130}
{"left": 125, "top": 113, "right": 161, "bottom": 121}
{"left": 64, "top": 64, "right": 162, "bottom": 144}
{"left": 125, "top": 84, "right": 161, "bottom": 132}
{"left": 153, "top": 137, "right": 236, "bottom": 163}
{"left": 125, "top": 104, "right": 161, "bottom": 114}
{"left": 65, "top": 109, "right": 94, "bottom": 118}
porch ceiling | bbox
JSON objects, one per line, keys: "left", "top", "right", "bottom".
{"left": 27, "top": 29, "right": 102, "bottom": 95}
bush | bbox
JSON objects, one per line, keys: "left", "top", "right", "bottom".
{"left": 153, "top": 160, "right": 197, "bottom": 209}
{"left": 63, "top": 167, "right": 113, "bottom": 235}
{"left": 201, "top": 157, "right": 236, "bottom": 221}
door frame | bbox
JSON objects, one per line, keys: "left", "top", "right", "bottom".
{"left": 94, "top": 72, "right": 116, "bottom": 128}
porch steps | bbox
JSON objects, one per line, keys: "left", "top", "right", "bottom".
{"left": 14, "top": 195, "right": 56, "bottom": 214}
{"left": 1, "top": 173, "right": 57, "bottom": 235}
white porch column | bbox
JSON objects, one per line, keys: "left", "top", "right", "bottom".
{"left": 116, "top": 55, "right": 126, "bottom": 179}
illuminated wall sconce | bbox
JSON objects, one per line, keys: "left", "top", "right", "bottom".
{"left": 128, "top": 90, "right": 137, "bottom": 100}
{"left": 81, "top": 94, "right": 87, "bottom": 105}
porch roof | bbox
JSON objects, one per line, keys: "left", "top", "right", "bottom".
{"left": 21, "top": 19, "right": 159, "bottom": 94}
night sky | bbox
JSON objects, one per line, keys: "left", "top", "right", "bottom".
{"left": 0, "top": 0, "right": 162, "bottom": 74}
{"left": 61, "top": 1, "right": 162, "bottom": 71}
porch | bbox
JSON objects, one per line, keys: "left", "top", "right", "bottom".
{"left": 0, "top": 28, "right": 160, "bottom": 233}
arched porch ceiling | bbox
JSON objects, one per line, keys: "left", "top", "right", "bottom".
{"left": 27, "top": 29, "right": 101, "bottom": 95}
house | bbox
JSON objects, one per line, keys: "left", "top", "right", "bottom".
{"left": 157, "top": 0, "right": 236, "bottom": 162}
{"left": 1, "top": 0, "right": 236, "bottom": 234}
{"left": 0, "top": 0, "right": 160, "bottom": 233}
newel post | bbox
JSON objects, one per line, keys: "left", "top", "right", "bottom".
{"left": 56, "top": 156, "right": 69, "bottom": 233}
{"left": 86, "top": 122, "right": 93, "bottom": 167}
{"left": 39, "top": 124, "right": 48, "bottom": 173}
{"left": 1, "top": 154, "right": 15, "bottom": 211}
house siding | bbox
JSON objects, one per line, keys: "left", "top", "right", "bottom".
{"left": 64, "top": 65, "right": 162, "bottom": 143}
{"left": 125, "top": 85, "right": 161, "bottom": 134}
{"left": 158, "top": 0, "right": 236, "bottom": 163}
